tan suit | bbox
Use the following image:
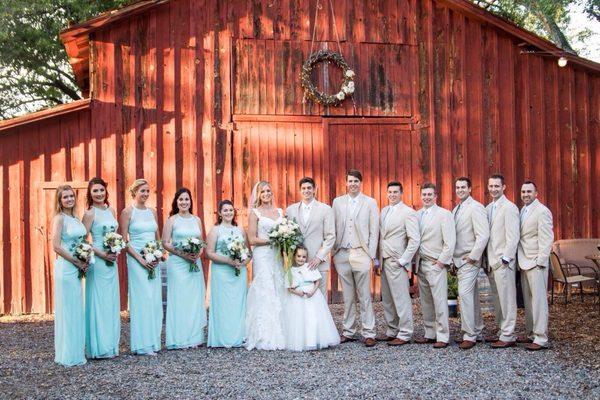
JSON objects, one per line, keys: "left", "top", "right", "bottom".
{"left": 286, "top": 200, "right": 336, "bottom": 297}
{"left": 416, "top": 205, "right": 456, "bottom": 343}
{"left": 486, "top": 195, "right": 520, "bottom": 342}
{"left": 332, "top": 193, "right": 379, "bottom": 339}
{"left": 378, "top": 202, "right": 420, "bottom": 340}
{"left": 452, "top": 196, "right": 489, "bottom": 342}
{"left": 518, "top": 199, "right": 553, "bottom": 347}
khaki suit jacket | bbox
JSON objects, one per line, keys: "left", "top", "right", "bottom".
{"left": 416, "top": 205, "right": 456, "bottom": 271}
{"left": 486, "top": 195, "right": 520, "bottom": 269}
{"left": 452, "top": 196, "right": 490, "bottom": 268}
{"left": 517, "top": 199, "right": 554, "bottom": 270}
{"left": 286, "top": 200, "right": 336, "bottom": 271}
{"left": 332, "top": 193, "right": 379, "bottom": 259}
{"left": 378, "top": 202, "right": 420, "bottom": 271}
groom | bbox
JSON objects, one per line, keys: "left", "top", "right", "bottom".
{"left": 286, "top": 177, "right": 336, "bottom": 299}
{"left": 332, "top": 169, "right": 379, "bottom": 347}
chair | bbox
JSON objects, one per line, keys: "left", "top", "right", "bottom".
{"left": 549, "top": 252, "right": 599, "bottom": 306}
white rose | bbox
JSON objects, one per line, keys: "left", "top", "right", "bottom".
{"left": 153, "top": 250, "right": 163, "bottom": 258}
{"left": 336, "top": 92, "right": 345, "bottom": 100}
{"left": 345, "top": 70, "right": 355, "bottom": 78}
{"left": 144, "top": 254, "right": 155, "bottom": 263}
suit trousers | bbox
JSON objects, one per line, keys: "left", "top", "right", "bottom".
{"left": 457, "top": 264, "right": 484, "bottom": 341}
{"left": 491, "top": 262, "right": 517, "bottom": 342}
{"left": 333, "top": 248, "right": 375, "bottom": 339}
{"left": 381, "top": 258, "right": 413, "bottom": 340}
{"left": 417, "top": 261, "right": 449, "bottom": 343}
{"left": 318, "top": 269, "right": 328, "bottom": 300}
{"left": 520, "top": 266, "right": 549, "bottom": 346}
{"left": 485, "top": 267, "right": 502, "bottom": 337}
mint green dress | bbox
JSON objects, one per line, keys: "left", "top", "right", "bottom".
{"left": 54, "top": 214, "right": 87, "bottom": 366}
{"left": 166, "top": 214, "right": 207, "bottom": 349}
{"left": 127, "top": 206, "right": 162, "bottom": 354}
{"left": 85, "top": 206, "right": 121, "bottom": 358}
{"left": 207, "top": 224, "right": 247, "bottom": 347}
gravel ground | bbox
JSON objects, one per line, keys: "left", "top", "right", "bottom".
{"left": 1, "top": 298, "right": 598, "bottom": 399}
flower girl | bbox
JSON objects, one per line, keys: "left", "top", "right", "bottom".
{"left": 284, "top": 245, "right": 340, "bottom": 351}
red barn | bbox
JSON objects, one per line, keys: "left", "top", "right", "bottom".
{"left": 0, "top": 0, "right": 598, "bottom": 315}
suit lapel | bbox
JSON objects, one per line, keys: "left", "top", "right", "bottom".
{"left": 381, "top": 206, "right": 390, "bottom": 236}
{"left": 304, "top": 201, "right": 318, "bottom": 233}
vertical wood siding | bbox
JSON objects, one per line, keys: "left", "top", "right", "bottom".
{"left": 0, "top": 0, "right": 598, "bottom": 314}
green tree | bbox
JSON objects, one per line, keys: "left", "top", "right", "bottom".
{"left": 0, "top": 0, "right": 132, "bottom": 120}
{"left": 472, "top": 0, "right": 598, "bottom": 53}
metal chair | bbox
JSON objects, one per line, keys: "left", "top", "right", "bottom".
{"left": 549, "top": 252, "right": 599, "bottom": 306}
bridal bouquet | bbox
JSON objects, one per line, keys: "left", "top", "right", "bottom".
{"left": 176, "top": 236, "right": 206, "bottom": 272}
{"left": 224, "top": 237, "right": 251, "bottom": 276}
{"left": 268, "top": 218, "right": 304, "bottom": 285}
{"left": 102, "top": 226, "right": 126, "bottom": 266}
{"left": 71, "top": 236, "right": 95, "bottom": 279}
{"left": 141, "top": 240, "right": 166, "bottom": 279}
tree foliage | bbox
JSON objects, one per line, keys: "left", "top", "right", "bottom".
{"left": 0, "top": 0, "right": 132, "bottom": 119}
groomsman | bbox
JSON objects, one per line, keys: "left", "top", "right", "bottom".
{"left": 332, "top": 169, "right": 379, "bottom": 347}
{"left": 286, "top": 177, "right": 336, "bottom": 299}
{"left": 517, "top": 181, "right": 553, "bottom": 350}
{"left": 452, "top": 177, "right": 489, "bottom": 350}
{"left": 378, "top": 181, "right": 420, "bottom": 346}
{"left": 415, "top": 183, "right": 456, "bottom": 348}
{"left": 486, "top": 174, "right": 520, "bottom": 348}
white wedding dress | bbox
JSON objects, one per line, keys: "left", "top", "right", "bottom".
{"left": 245, "top": 208, "right": 287, "bottom": 350}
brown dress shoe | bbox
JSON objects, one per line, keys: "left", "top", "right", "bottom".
{"left": 364, "top": 338, "right": 377, "bottom": 347}
{"left": 490, "top": 340, "right": 516, "bottom": 348}
{"left": 414, "top": 337, "right": 436, "bottom": 344}
{"left": 459, "top": 340, "right": 476, "bottom": 350}
{"left": 516, "top": 336, "right": 534, "bottom": 344}
{"left": 376, "top": 335, "right": 396, "bottom": 342}
{"left": 340, "top": 335, "right": 357, "bottom": 343}
{"left": 387, "top": 338, "right": 409, "bottom": 346}
{"left": 525, "top": 343, "right": 547, "bottom": 351}
{"left": 433, "top": 341, "right": 449, "bottom": 349}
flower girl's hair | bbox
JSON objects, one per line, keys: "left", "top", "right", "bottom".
{"left": 292, "top": 244, "right": 308, "bottom": 265}
{"left": 129, "top": 179, "right": 149, "bottom": 198}
{"left": 250, "top": 181, "right": 272, "bottom": 209}
{"left": 54, "top": 185, "right": 77, "bottom": 216}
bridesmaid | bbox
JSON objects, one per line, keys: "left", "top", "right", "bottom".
{"left": 162, "top": 188, "right": 207, "bottom": 349}
{"left": 51, "top": 185, "right": 87, "bottom": 366}
{"left": 82, "top": 177, "right": 121, "bottom": 359}
{"left": 120, "top": 179, "right": 163, "bottom": 355}
{"left": 206, "top": 200, "right": 250, "bottom": 347}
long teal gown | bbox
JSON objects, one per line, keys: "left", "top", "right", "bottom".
{"left": 127, "top": 206, "right": 163, "bottom": 354}
{"left": 85, "top": 206, "right": 121, "bottom": 358}
{"left": 166, "top": 214, "right": 207, "bottom": 349}
{"left": 54, "top": 213, "right": 87, "bottom": 366}
{"left": 207, "top": 224, "right": 247, "bottom": 348}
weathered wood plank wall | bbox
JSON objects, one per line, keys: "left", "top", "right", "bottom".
{"left": 0, "top": 0, "right": 598, "bottom": 314}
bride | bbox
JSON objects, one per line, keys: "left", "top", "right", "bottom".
{"left": 245, "top": 181, "right": 287, "bottom": 350}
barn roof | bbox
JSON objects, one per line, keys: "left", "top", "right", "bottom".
{"left": 0, "top": 99, "right": 91, "bottom": 132}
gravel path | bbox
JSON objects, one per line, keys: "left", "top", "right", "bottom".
{"left": 1, "top": 299, "right": 598, "bottom": 399}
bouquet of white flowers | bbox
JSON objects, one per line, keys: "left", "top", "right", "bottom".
{"left": 102, "top": 226, "right": 126, "bottom": 266}
{"left": 176, "top": 236, "right": 206, "bottom": 272}
{"left": 141, "top": 240, "right": 166, "bottom": 279}
{"left": 70, "top": 236, "right": 95, "bottom": 279}
{"left": 224, "top": 236, "right": 251, "bottom": 276}
{"left": 268, "top": 217, "right": 304, "bottom": 285}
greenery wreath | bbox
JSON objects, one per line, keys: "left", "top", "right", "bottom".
{"left": 300, "top": 49, "right": 355, "bottom": 106}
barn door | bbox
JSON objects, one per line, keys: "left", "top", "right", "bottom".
{"left": 38, "top": 181, "right": 88, "bottom": 312}
{"left": 323, "top": 118, "right": 416, "bottom": 302}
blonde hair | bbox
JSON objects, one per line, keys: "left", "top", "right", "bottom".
{"left": 55, "top": 185, "right": 77, "bottom": 216}
{"left": 129, "top": 179, "right": 149, "bottom": 198}
{"left": 252, "top": 181, "right": 272, "bottom": 209}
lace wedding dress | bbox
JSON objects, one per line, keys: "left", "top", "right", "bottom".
{"left": 244, "top": 208, "right": 287, "bottom": 350}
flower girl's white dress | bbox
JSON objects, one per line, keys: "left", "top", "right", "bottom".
{"left": 284, "top": 264, "right": 340, "bottom": 351}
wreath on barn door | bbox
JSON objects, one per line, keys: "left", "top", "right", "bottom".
{"left": 300, "top": 49, "right": 355, "bottom": 106}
